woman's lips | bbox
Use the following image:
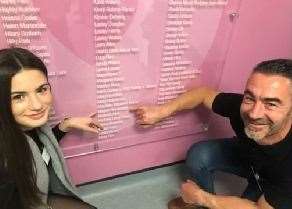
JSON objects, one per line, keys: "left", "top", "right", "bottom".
{"left": 26, "top": 110, "right": 46, "bottom": 120}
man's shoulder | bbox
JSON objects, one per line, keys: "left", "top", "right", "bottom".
{"left": 212, "top": 92, "right": 243, "bottom": 116}
{"left": 218, "top": 92, "right": 243, "bottom": 99}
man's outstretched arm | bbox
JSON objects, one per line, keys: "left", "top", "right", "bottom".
{"left": 130, "top": 87, "right": 219, "bottom": 126}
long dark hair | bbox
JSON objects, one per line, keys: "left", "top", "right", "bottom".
{"left": 0, "top": 47, "right": 48, "bottom": 209}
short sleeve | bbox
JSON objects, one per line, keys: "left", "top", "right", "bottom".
{"left": 212, "top": 93, "right": 243, "bottom": 117}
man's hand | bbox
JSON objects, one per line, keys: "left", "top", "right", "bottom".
{"left": 58, "top": 113, "right": 103, "bottom": 133}
{"left": 181, "top": 180, "right": 209, "bottom": 206}
{"left": 130, "top": 87, "right": 219, "bottom": 128}
{"left": 130, "top": 105, "right": 169, "bottom": 127}
{"left": 181, "top": 180, "right": 275, "bottom": 209}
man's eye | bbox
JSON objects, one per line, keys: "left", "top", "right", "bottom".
{"left": 243, "top": 96, "right": 254, "bottom": 103}
{"left": 266, "top": 103, "right": 277, "bottom": 108}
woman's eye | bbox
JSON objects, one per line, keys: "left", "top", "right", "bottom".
{"left": 37, "top": 85, "right": 50, "bottom": 94}
{"left": 12, "top": 94, "right": 25, "bottom": 101}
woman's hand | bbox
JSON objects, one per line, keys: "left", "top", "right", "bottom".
{"left": 58, "top": 114, "right": 103, "bottom": 133}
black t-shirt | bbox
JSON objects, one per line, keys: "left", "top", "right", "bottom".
{"left": 212, "top": 93, "right": 292, "bottom": 209}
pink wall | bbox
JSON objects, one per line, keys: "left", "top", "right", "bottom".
{"left": 221, "top": 0, "right": 292, "bottom": 92}
{"left": 67, "top": 0, "right": 292, "bottom": 184}
{"left": 208, "top": 0, "right": 292, "bottom": 138}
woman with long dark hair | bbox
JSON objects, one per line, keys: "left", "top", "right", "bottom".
{"left": 0, "top": 47, "right": 102, "bottom": 209}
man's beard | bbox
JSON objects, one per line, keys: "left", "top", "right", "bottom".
{"left": 242, "top": 115, "right": 289, "bottom": 142}
{"left": 244, "top": 125, "right": 270, "bottom": 142}
{"left": 242, "top": 116, "right": 273, "bottom": 142}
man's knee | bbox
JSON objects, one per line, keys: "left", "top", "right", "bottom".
{"left": 186, "top": 140, "right": 216, "bottom": 171}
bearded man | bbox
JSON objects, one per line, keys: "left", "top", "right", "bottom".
{"left": 131, "top": 59, "right": 292, "bottom": 209}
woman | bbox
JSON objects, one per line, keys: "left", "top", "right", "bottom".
{"left": 0, "top": 47, "right": 102, "bottom": 209}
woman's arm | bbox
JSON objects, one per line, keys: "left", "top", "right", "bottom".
{"left": 53, "top": 116, "right": 103, "bottom": 142}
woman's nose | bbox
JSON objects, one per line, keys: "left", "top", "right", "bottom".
{"left": 28, "top": 94, "right": 43, "bottom": 110}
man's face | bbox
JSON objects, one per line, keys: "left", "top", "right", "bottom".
{"left": 11, "top": 69, "right": 53, "bottom": 129}
{"left": 240, "top": 72, "right": 292, "bottom": 143}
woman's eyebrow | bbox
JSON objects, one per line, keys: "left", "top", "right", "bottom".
{"left": 11, "top": 83, "right": 50, "bottom": 95}
{"left": 36, "top": 83, "right": 50, "bottom": 89}
{"left": 11, "top": 91, "right": 26, "bottom": 95}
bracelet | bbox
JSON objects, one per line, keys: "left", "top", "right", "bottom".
{"left": 59, "top": 117, "right": 71, "bottom": 132}
{"left": 63, "top": 117, "right": 70, "bottom": 121}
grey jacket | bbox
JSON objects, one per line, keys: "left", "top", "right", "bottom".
{"left": 27, "top": 124, "right": 84, "bottom": 208}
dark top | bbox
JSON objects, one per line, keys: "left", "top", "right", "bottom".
{"left": 26, "top": 125, "right": 66, "bottom": 152}
{"left": 212, "top": 93, "right": 292, "bottom": 209}
{"left": 0, "top": 124, "right": 66, "bottom": 209}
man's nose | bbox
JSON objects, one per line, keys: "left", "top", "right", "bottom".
{"left": 28, "top": 94, "right": 43, "bottom": 110}
{"left": 248, "top": 102, "right": 264, "bottom": 119}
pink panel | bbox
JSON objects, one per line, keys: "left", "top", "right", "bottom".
{"left": 67, "top": 133, "right": 214, "bottom": 184}
{"left": 219, "top": 0, "right": 292, "bottom": 93}
{"left": 207, "top": 0, "right": 292, "bottom": 140}
{"left": 0, "top": 0, "right": 241, "bottom": 184}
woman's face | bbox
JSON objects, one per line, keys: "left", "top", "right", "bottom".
{"left": 11, "top": 69, "right": 53, "bottom": 129}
